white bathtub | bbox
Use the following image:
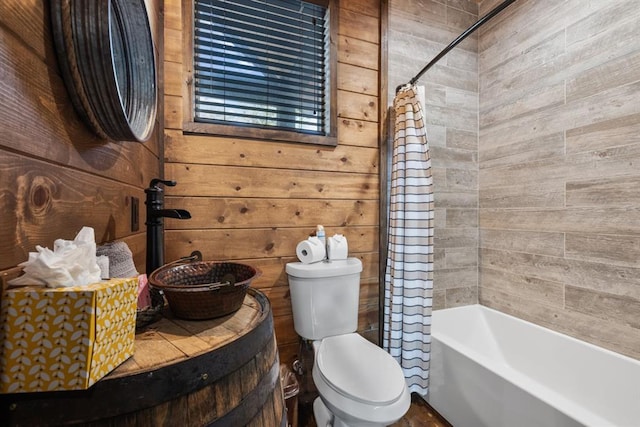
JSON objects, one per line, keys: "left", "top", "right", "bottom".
{"left": 427, "top": 304, "right": 640, "bottom": 427}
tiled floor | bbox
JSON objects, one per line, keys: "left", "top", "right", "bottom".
{"left": 297, "top": 393, "right": 452, "bottom": 427}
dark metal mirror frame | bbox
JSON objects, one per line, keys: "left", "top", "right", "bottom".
{"left": 51, "top": 0, "right": 157, "bottom": 142}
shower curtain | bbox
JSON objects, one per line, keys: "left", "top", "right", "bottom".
{"left": 383, "top": 85, "right": 434, "bottom": 396}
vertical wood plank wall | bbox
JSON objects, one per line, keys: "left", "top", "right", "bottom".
{"left": 163, "top": 0, "right": 383, "bottom": 365}
{"left": 478, "top": 0, "right": 640, "bottom": 360}
{"left": 0, "top": 1, "right": 163, "bottom": 277}
{"left": 387, "top": 0, "right": 480, "bottom": 310}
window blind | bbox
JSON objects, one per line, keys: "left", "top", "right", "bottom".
{"left": 194, "top": 0, "right": 329, "bottom": 135}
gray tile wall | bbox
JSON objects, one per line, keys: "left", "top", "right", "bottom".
{"left": 388, "top": 0, "right": 480, "bottom": 309}
{"left": 478, "top": 0, "right": 640, "bottom": 360}
{"left": 389, "top": 0, "right": 640, "bottom": 360}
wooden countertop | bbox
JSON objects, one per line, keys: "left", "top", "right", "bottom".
{"left": 112, "top": 291, "right": 264, "bottom": 378}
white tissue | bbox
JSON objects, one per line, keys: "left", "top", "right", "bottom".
{"left": 296, "top": 236, "right": 326, "bottom": 264}
{"left": 9, "top": 226, "right": 103, "bottom": 288}
{"left": 96, "top": 255, "right": 110, "bottom": 279}
{"left": 327, "top": 234, "right": 348, "bottom": 260}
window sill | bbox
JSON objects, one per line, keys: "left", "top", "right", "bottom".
{"left": 183, "top": 122, "right": 338, "bottom": 147}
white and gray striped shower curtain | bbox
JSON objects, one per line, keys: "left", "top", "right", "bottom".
{"left": 383, "top": 85, "right": 434, "bottom": 397}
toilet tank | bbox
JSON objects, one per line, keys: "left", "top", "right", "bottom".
{"left": 286, "top": 258, "right": 363, "bottom": 340}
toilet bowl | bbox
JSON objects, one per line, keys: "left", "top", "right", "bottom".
{"left": 286, "top": 258, "right": 410, "bottom": 426}
{"left": 311, "top": 334, "right": 411, "bottom": 427}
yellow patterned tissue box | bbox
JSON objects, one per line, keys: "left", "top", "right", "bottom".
{"left": 0, "top": 278, "right": 138, "bottom": 393}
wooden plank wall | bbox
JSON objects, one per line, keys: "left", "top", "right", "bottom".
{"left": 0, "top": 1, "right": 162, "bottom": 280}
{"left": 478, "top": 0, "right": 640, "bottom": 360}
{"left": 387, "top": 0, "right": 480, "bottom": 309}
{"left": 163, "top": 0, "right": 383, "bottom": 365}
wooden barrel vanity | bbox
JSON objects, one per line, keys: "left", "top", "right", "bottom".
{"left": 0, "top": 288, "right": 286, "bottom": 426}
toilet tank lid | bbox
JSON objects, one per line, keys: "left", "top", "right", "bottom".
{"left": 286, "top": 258, "right": 362, "bottom": 278}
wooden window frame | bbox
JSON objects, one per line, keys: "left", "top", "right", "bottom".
{"left": 182, "top": 0, "right": 338, "bottom": 146}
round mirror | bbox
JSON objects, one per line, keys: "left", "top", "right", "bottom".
{"left": 51, "top": 0, "right": 157, "bottom": 142}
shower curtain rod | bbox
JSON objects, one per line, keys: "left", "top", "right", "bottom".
{"left": 395, "top": 0, "right": 517, "bottom": 93}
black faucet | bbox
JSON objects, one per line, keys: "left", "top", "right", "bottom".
{"left": 145, "top": 178, "right": 191, "bottom": 274}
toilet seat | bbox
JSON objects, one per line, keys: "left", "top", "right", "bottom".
{"left": 316, "top": 333, "right": 406, "bottom": 405}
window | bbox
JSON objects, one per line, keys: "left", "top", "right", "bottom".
{"left": 190, "top": 0, "right": 337, "bottom": 145}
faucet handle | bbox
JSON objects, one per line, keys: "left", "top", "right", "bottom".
{"left": 149, "top": 178, "right": 177, "bottom": 188}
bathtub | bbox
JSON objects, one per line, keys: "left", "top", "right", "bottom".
{"left": 427, "top": 304, "right": 640, "bottom": 427}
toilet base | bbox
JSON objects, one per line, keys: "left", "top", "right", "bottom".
{"left": 314, "top": 396, "right": 397, "bottom": 427}
{"left": 314, "top": 398, "right": 353, "bottom": 427}
{"left": 314, "top": 397, "right": 333, "bottom": 427}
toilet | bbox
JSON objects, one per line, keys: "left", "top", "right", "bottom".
{"left": 286, "top": 258, "right": 410, "bottom": 427}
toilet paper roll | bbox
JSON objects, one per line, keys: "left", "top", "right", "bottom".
{"left": 327, "top": 234, "right": 348, "bottom": 260}
{"left": 296, "top": 237, "right": 326, "bottom": 264}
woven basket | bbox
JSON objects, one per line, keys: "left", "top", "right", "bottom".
{"left": 148, "top": 260, "right": 261, "bottom": 320}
